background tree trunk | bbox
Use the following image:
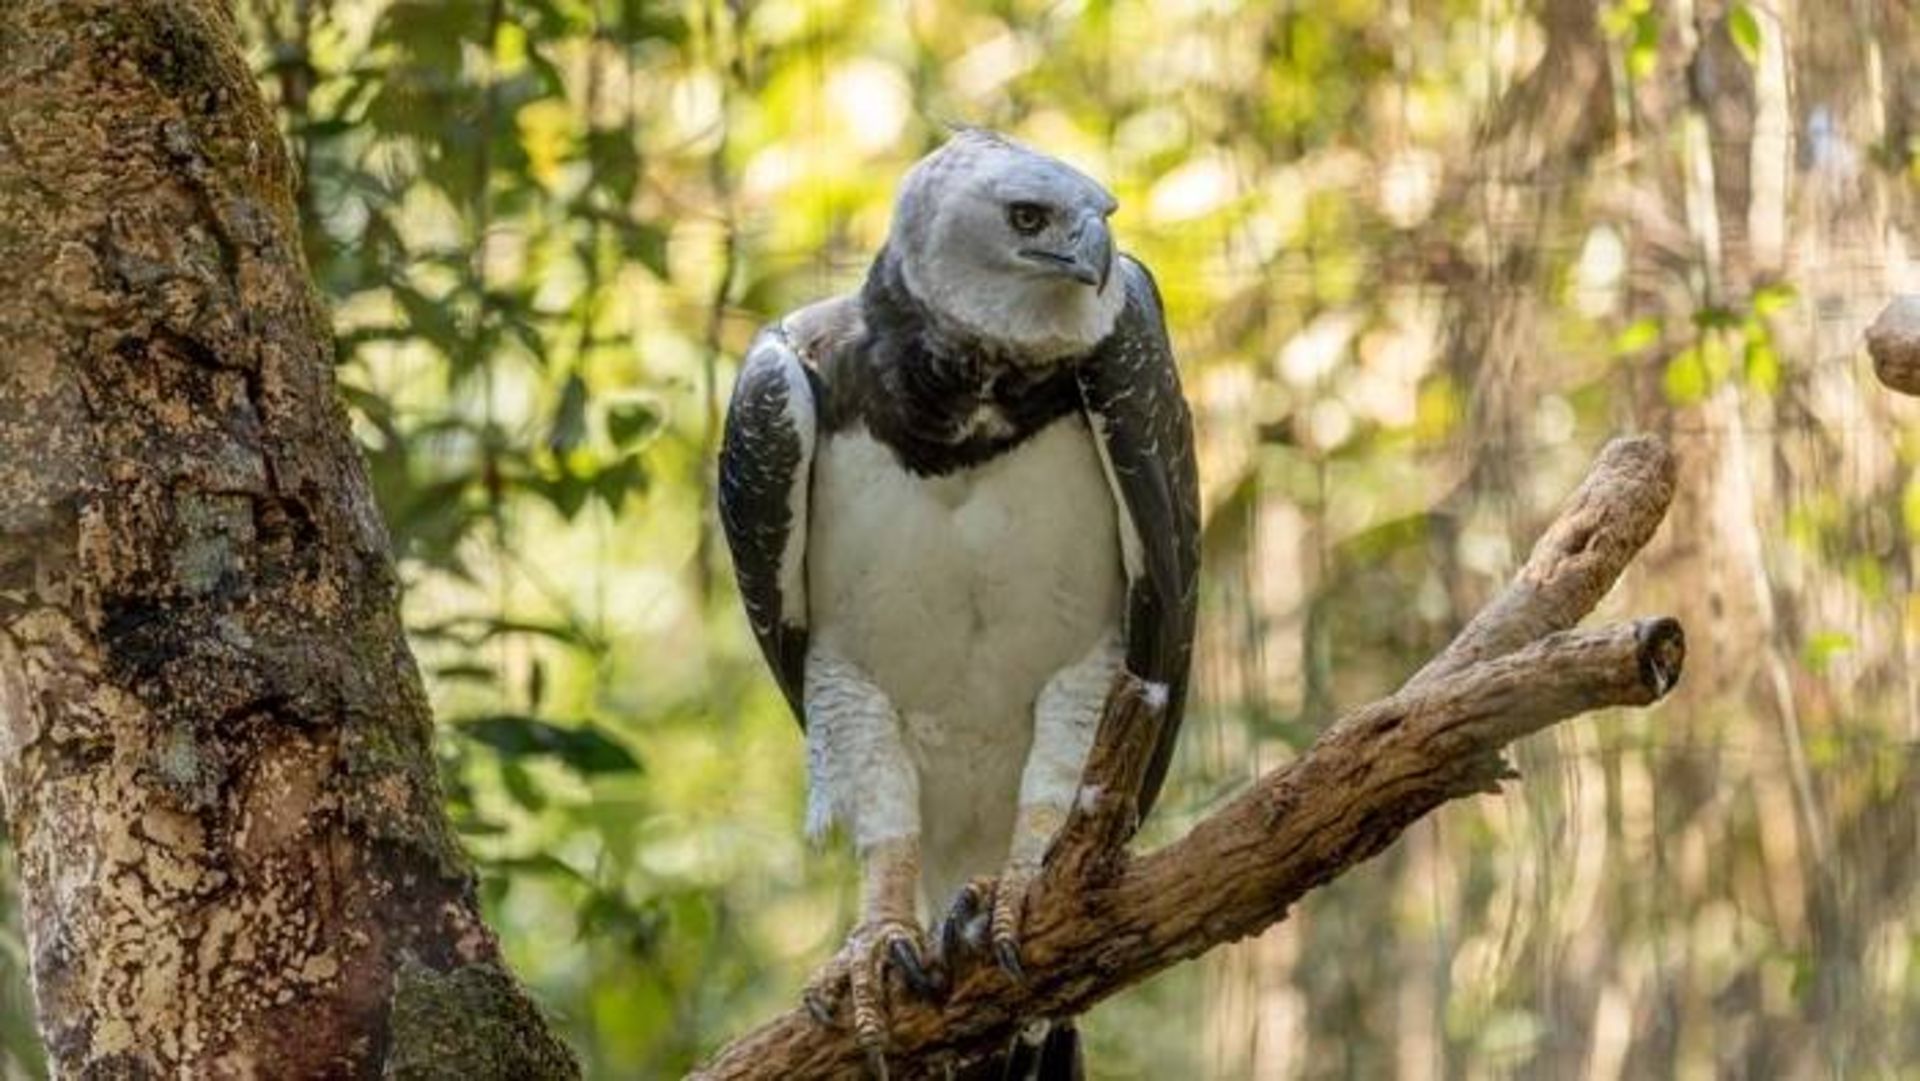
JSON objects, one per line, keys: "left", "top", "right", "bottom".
{"left": 0, "top": 2, "right": 575, "bottom": 1075}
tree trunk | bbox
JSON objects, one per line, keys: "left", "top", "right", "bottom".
{"left": 0, "top": 2, "right": 576, "bottom": 1075}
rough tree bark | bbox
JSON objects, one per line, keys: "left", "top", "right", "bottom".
{"left": 0, "top": 3, "right": 575, "bottom": 1076}
{"left": 697, "top": 437, "right": 1684, "bottom": 1079}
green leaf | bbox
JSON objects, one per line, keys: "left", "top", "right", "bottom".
{"left": 578, "top": 890, "right": 665, "bottom": 955}
{"left": 432, "top": 663, "right": 498, "bottom": 685}
{"left": 1744, "top": 337, "right": 1781, "bottom": 394}
{"left": 416, "top": 616, "right": 592, "bottom": 648}
{"left": 1692, "top": 305, "right": 1741, "bottom": 331}
{"left": 529, "top": 466, "right": 593, "bottom": 519}
{"left": 586, "top": 128, "right": 641, "bottom": 202}
{"left": 1628, "top": 10, "right": 1662, "bottom": 80}
{"left": 500, "top": 758, "right": 549, "bottom": 811}
{"left": 620, "top": 218, "right": 669, "bottom": 278}
{"left": 607, "top": 399, "right": 661, "bottom": 448}
{"left": 1729, "top": 4, "right": 1762, "bottom": 64}
{"left": 480, "top": 853, "right": 589, "bottom": 884}
{"left": 528, "top": 658, "right": 547, "bottom": 710}
{"left": 459, "top": 714, "right": 642, "bottom": 775}
{"left": 1753, "top": 282, "right": 1798, "bottom": 317}
{"left": 1612, "top": 317, "right": 1662, "bottom": 355}
{"left": 1803, "top": 629, "right": 1854, "bottom": 674}
{"left": 391, "top": 282, "right": 463, "bottom": 354}
{"left": 1663, "top": 346, "right": 1709, "bottom": 404}
{"left": 591, "top": 453, "right": 649, "bottom": 513}
{"left": 548, "top": 373, "right": 589, "bottom": 453}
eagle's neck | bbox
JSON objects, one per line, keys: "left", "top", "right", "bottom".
{"left": 835, "top": 249, "right": 1087, "bottom": 477}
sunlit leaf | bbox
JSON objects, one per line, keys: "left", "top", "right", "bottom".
{"left": 1752, "top": 281, "right": 1797, "bottom": 317}
{"left": 1628, "top": 10, "right": 1662, "bottom": 79}
{"left": 1729, "top": 4, "right": 1762, "bottom": 64}
{"left": 1612, "top": 317, "right": 1661, "bottom": 355}
{"left": 1662, "top": 346, "right": 1709, "bottom": 404}
{"left": 1414, "top": 376, "right": 1461, "bottom": 442}
{"left": 1803, "top": 629, "right": 1854, "bottom": 673}
{"left": 1744, "top": 337, "right": 1780, "bottom": 394}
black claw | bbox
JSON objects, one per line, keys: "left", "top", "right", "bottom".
{"left": 938, "top": 913, "right": 966, "bottom": 967}
{"left": 804, "top": 992, "right": 835, "bottom": 1027}
{"left": 889, "top": 938, "right": 938, "bottom": 999}
{"left": 993, "top": 937, "right": 1026, "bottom": 982}
{"left": 938, "top": 886, "right": 984, "bottom": 964}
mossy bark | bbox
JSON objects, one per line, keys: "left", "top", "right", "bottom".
{"left": 0, "top": 2, "right": 576, "bottom": 1075}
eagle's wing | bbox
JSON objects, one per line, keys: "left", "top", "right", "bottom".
{"left": 718, "top": 313, "right": 828, "bottom": 726}
{"left": 718, "top": 296, "right": 863, "bottom": 727}
{"left": 1077, "top": 255, "right": 1201, "bottom": 817}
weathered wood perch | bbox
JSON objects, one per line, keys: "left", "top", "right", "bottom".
{"left": 1867, "top": 296, "right": 1920, "bottom": 395}
{"left": 694, "top": 435, "right": 1682, "bottom": 1080}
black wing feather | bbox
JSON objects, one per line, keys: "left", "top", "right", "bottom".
{"left": 1077, "top": 256, "right": 1201, "bottom": 817}
{"left": 717, "top": 327, "right": 818, "bottom": 726}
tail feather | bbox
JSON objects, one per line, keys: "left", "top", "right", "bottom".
{"left": 959, "top": 1021, "right": 1082, "bottom": 1081}
{"left": 1032, "top": 1022, "right": 1082, "bottom": 1081}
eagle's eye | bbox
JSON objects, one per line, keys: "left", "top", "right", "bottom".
{"left": 1006, "top": 201, "right": 1049, "bottom": 236}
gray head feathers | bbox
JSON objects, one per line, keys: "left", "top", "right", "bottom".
{"left": 888, "top": 130, "right": 1126, "bottom": 360}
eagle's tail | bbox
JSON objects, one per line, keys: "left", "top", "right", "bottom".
{"left": 1013, "top": 1020, "right": 1083, "bottom": 1081}
{"left": 957, "top": 1019, "right": 1082, "bottom": 1081}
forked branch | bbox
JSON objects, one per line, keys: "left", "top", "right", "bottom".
{"left": 696, "top": 436, "right": 1682, "bottom": 1080}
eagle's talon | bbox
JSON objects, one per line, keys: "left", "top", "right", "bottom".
{"left": 988, "top": 858, "right": 1041, "bottom": 981}
{"left": 888, "top": 935, "right": 941, "bottom": 998}
{"left": 992, "top": 935, "right": 1026, "bottom": 982}
{"left": 936, "top": 876, "right": 996, "bottom": 971}
{"left": 801, "top": 956, "right": 848, "bottom": 1030}
{"left": 802, "top": 916, "right": 935, "bottom": 1075}
{"left": 803, "top": 990, "right": 837, "bottom": 1027}
{"left": 937, "top": 861, "right": 1040, "bottom": 984}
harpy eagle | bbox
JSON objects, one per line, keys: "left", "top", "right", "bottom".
{"left": 719, "top": 129, "right": 1198, "bottom": 1077}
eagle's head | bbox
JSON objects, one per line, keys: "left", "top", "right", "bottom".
{"left": 888, "top": 129, "right": 1125, "bottom": 361}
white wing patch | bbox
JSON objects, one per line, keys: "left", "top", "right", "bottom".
{"left": 1087, "top": 411, "right": 1146, "bottom": 582}
{"left": 771, "top": 336, "right": 817, "bottom": 623}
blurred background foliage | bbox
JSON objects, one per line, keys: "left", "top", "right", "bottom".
{"left": 4, "top": 0, "right": 1920, "bottom": 1076}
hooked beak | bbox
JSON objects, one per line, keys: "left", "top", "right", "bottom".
{"left": 1019, "top": 212, "right": 1113, "bottom": 291}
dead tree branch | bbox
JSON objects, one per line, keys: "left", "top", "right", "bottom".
{"left": 695, "top": 436, "right": 1681, "bottom": 1080}
{"left": 1868, "top": 296, "right": 1920, "bottom": 394}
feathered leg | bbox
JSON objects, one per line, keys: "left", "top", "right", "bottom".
{"left": 939, "top": 634, "right": 1118, "bottom": 977}
{"left": 800, "top": 650, "right": 939, "bottom": 1077}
